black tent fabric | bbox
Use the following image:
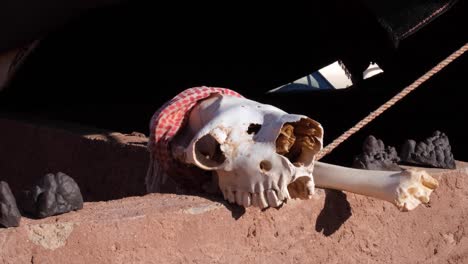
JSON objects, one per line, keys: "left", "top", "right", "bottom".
{"left": 0, "top": 0, "right": 466, "bottom": 163}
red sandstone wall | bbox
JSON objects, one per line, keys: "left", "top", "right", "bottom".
{"left": 0, "top": 118, "right": 148, "bottom": 201}
{"left": 0, "top": 117, "right": 467, "bottom": 263}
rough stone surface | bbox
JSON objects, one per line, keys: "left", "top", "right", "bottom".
{"left": 19, "top": 172, "right": 84, "bottom": 219}
{"left": 26, "top": 222, "right": 74, "bottom": 250}
{"left": 0, "top": 164, "right": 467, "bottom": 264}
{"left": 352, "top": 135, "right": 401, "bottom": 171}
{"left": 400, "top": 131, "right": 456, "bottom": 169}
{"left": 0, "top": 118, "right": 148, "bottom": 201}
{"left": 0, "top": 117, "right": 467, "bottom": 263}
{"left": 0, "top": 181, "right": 21, "bottom": 228}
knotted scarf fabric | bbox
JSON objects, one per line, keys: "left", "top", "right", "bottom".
{"left": 146, "top": 87, "right": 243, "bottom": 192}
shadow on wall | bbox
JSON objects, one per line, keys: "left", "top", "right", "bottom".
{"left": 0, "top": 118, "right": 149, "bottom": 203}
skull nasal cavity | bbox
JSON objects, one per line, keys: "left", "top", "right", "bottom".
{"left": 260, "top": 160, "right": 272, "bottom": 172}
{"left": 194, "top": 134, "right": 226, "bottom": 168}
{"left": 247, "top": 124, "right": 262, "bottom": 135}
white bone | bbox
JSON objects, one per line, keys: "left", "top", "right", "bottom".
{"left": 172, "top": 94, "right": 323, "bottom": 209}
{"left": 170, "top": 92, "right": 438, "bottom": 211}
{"left": 313, "top": 161, "right": 439, "bottom": 211}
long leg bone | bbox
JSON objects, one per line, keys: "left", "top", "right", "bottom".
{"left": 313, "top": 161, "right": 439, "bottom": 211}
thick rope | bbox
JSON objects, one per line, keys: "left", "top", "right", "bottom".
{"left": 316, "top": 43, "right": 468, "bottom": 160}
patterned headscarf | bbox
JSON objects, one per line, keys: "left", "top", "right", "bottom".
{"left": 146, "top": 87, "right": 243, "bottom": 192}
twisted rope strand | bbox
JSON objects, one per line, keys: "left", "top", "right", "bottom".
{"left": 316, "top": 43, "right": 468, "bottom": 160}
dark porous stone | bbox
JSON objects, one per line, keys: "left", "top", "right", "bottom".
{"left": 400, "top": 131, "right": 456, "bottom": 169}
{"left": 0, "top": 181, "right": 21, "bottom": 228}
{"left": 20, "top": 172, "right": 83, "bottom": 219}
{"left": 352, "top": 135, "right": 401, "bottom": 171}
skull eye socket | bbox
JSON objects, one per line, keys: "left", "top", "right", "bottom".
{"left": 194, "top": 134, "right": 226, "bottom": 169}
{"left": 247, "top": 123, "right": 262, "bottom": 135}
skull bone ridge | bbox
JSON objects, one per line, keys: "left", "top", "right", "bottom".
{"left": 172, "top": 93, "right": 324, "bottom": 208}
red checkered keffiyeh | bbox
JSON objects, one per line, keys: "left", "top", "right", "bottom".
{"left": 146, "top": 87, "right": 243, "bottom": 192}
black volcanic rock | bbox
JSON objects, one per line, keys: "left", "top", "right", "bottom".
{"left": 400, "top": 131, "right": 456, "bottom": 169}
{"left": 353, "top": 135, "right": 401, "bottom": 171}
{"left": 20, "top": 172, "right": 83, "bottom": 219}
{"left": 0, "top": 181, "right": 21, "bottom": 228}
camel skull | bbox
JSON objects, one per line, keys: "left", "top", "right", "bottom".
{"left": 171, "top": 93, "right": 324, "bottom": 208}
{"left": 166, "top": 92, "right": 438, "bottom": 211}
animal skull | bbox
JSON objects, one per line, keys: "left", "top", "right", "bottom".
{"left": 171, "top": 93, "right": 324, "bottom": 208}
{"left": 169, "top": 92, "right": 438, "bottom": 211}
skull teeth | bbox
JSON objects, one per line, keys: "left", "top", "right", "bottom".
{"left": 223, "top": 188, "right": 288, "bottom": 209}
{"left": 266, "top": 190, "right": 282, "bottom": 207}
{"left": 235, "top": 191, "right": 243, "bottom": 205}
{"left": 242, "top": 192, "right": 252, "bottom": 207}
